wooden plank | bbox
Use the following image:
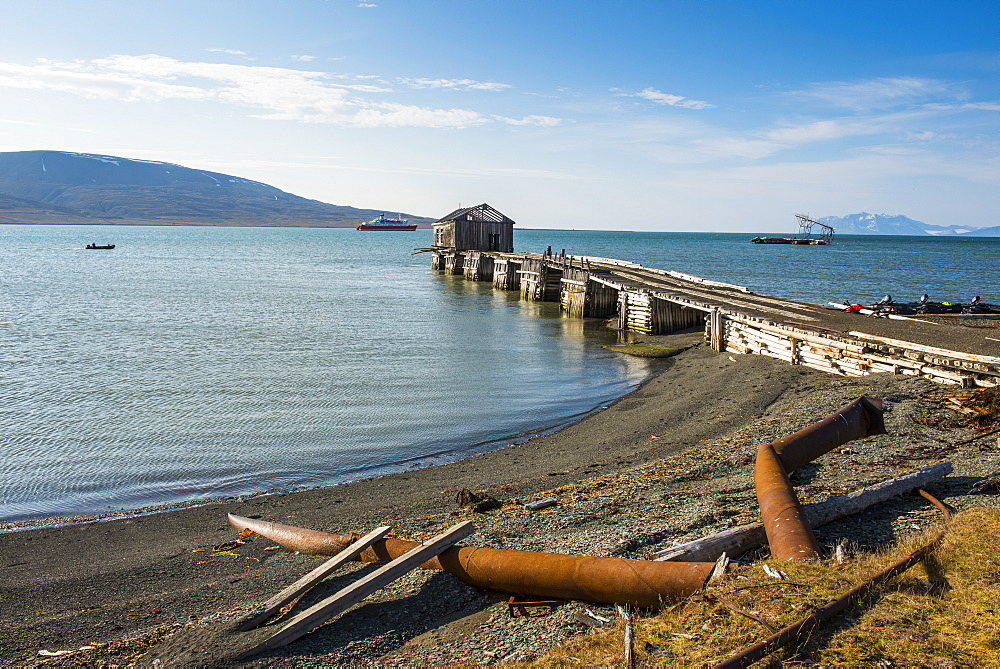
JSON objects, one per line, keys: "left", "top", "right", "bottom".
{"left": 236, "top": 525, "right": 392, "bottom": 631}
{"left": 729, "top": 317, "right": 866, "bottom": 353}
{"left": 847, "top": 332, "right": 1000, "bottom": 365}
{"left": 238, "top": 521, "right": 475, "bottom": 659}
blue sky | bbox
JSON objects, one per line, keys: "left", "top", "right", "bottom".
{"left": 1, "top": 0, "right": 997, "bottom": 231}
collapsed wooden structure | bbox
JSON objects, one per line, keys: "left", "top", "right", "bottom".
{"left": 429, "top": 247, "right": 1000, "bottom": 388}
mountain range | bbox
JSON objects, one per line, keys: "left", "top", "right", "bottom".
{"left": 817, "top": 212, "right": 997, "bottom": 237}
{"left": 0, "top": 150, "right": 433, "bottom": 228}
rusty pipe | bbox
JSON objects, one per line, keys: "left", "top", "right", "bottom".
{"left": 228, "top": 514, "right": 716, "bottom": 608}
{"left": 756, "top": 396, "right": 886, "bottom": 561}
{"left": 769, "top": 396, "right": 885, "bottom": 473}
{"left": 754, "top": 444, "right": 821, "bottom": 561}
{"left": 715, "top": 489, "right": 950, "bottom": 669}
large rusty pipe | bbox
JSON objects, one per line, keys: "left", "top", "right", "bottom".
{"left": 228, "top": 514, "right": 715, "bottom": 608}
{"left": 756, "top": 396, "right": 885, "bottom": 561}
{"left": 769, "top": 396, "right": 885, "bottom": 473}
{"left": 754, "top": 444, "right": 821, "bottom": 561}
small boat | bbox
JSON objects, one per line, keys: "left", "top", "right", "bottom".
{"left": 85, "top": 243, "right": 116, "bottom": 250}
{"left": 356, "top": 214, "right": 417, "bottom": 231}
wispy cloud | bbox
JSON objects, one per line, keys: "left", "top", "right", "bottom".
{"left": 798, "top": 77, "right": 951, "bottom": 111}
{"left": 622, "top": 87, "right": 714, "bottom": 110}
{"left": 207, "top": 48, "right": 248, "bottom": 56}
{"left": 357, "top": 2, "right": 377, "bottom": 6}
{"left": 400, "top": 77, "right": 512, "bottom": 92}
{"left": 291, "top": 55, "right": 316, "bottom": 62}
{"left": 925, "top": 101, "right": 1000, "bottom": 112}
{"left": 495, "top": 115, "right": 563, "bottom": 127}
{"left": 0, "top": 55, "right": 552, "bottom": 129}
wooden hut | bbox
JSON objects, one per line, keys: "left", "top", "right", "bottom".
{"left": 433, "top": 203, "right": 515, "bottom": 252}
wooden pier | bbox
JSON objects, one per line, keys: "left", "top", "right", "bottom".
{"left": 430, "top": 248, "right": 999, "bottom": 388}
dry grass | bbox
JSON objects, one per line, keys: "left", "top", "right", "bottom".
{"left": 522, "top": 508, "right": 1000, "bottom": 667}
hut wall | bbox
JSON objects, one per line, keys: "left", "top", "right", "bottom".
{"left": 433, "top": 224, "right": 455, "bottom": 249}
{"left": 453, "top": 221, "right": 514, "bottom": 252}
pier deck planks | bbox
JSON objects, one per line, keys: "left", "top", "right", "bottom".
{"left": 430, "top": 249, "right": 998, "bottom": 388}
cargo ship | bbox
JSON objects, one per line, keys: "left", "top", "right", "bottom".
{"left": 356, "top": 213, "right": 417, "bottom": 231}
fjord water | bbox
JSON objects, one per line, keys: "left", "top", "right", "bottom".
{"left": 2, "top": 225, "right": 997, "bottom": 523}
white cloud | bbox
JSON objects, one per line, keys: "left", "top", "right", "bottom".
{"left": 633, "top": 87, "right": 714, "bottom": 110}
{"left": 207, "top": 48, "right": 248, "bottom": 56}
{"left": 799, "top": 77, "right": 951, "bottom": 111}
{"left": 357, "top": 2, "right": 377, "bottom": 6}
{"left": 0, "top": 55, "right": 530, "bottom": 129}
{"left": 291, "top": 55, "right": 316, "bottom": 62}
{"left": 763, "top": 118, "right": 887, "bottom": 144}
{"left": 400, "top": 77, "right": 512, "bottom": 92}
{"left": 495, "top": 114, "right": 563, "bottom": 127}
{"left": 958, "top": 101, "right": 1000, "bottom": 111}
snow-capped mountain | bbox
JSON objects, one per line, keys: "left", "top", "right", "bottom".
{"left": 818, "top": 212, "right": 986, "bottom": 236}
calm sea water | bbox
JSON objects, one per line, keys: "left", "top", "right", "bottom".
{"left": 2, "top": 225, "right": 997, "bottom": 523}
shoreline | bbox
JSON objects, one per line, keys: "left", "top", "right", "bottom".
{"left": 3, "top": 338, "right": 998, "bottom": 665}
{"left": 0, "top": 343, "right": 667, "bottom": 533}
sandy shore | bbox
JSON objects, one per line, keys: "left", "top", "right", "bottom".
{"left": 2, "top": 331, "right": 998, "bottom": 666}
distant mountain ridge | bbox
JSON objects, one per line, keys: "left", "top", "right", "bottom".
{"left": 0, "top": 150, "right": 433, "bottom": 227}
{"left": 818, "top": 212, "right": 995, "bottom": 237}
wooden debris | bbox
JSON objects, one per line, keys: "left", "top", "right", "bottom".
{"left": 507, "top": 596, "right": 560, "bottom": 617}
{"left": 455, "top": 489, "right": 502, "bottom": 513}
{"left": 525, "top": 496, "right": 558, "bottom": 511}
{"left": 762, "top": 565, "right": 787, "bottom": 580}
{"left": 237, "top": 521, "right": 475, "bottom": 659}
{"left": 616, "top": 605, "right": 636, "bottom": 669}
{"left": 235, "top": 525, "right": 391, "bottom": 631}
{"left": 969, "top": 473, "right": 1000, "bottom": 494}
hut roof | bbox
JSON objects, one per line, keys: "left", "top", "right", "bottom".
{"left": 435, "top": 203, "right": 515, "bottom": 225}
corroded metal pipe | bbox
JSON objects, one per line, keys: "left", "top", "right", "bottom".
{"left": 756, "top": 396, "right": 886, "bottom": 561}
{"left": 228, "top": 514, "right": 716, "bottom": 608}
{"left": 715, "top": 490, "right": 951, "bottom": 669}
{"left": 769, "top": 396, "right": 885, "bottom": 473}
{"left": 754, "top": 444, "right": 821, "bottom": 561}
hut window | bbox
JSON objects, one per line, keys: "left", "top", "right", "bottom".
{"left": 488, "top": 232, "right": 500, "bottom": 250}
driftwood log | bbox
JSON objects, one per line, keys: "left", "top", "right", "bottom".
{"left": 656, "top": 462, "right": 952, "bottom": 562}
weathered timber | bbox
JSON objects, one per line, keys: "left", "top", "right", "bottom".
{"left": 236, "top": 525, "right": 392, "bottom": 631}
{"left": 238, "top": 521, "right": 475, "bottom": 659}
{"left": 463, "top": 251, "right": 495, "bottom": 282}
{"left": 492, "top": 256, "right": 521, "bottom": 290}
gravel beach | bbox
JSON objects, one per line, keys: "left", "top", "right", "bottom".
{"left": 2, "top": 330, "right": 998, "bottom": 667}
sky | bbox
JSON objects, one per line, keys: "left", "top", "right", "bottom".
{"left": 1, "top": 0, "right": 998, "bottom": 232}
